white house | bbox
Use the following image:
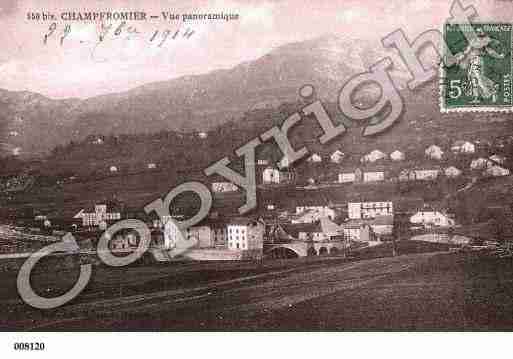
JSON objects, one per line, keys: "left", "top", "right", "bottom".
{"left": 212, "top": 182, "right": 239, "bottom": 192}
{"left": 227, "top": 218, "right": 264, "bottom": 253}
{"left": 451, "top": 140, "right": 475, "bottom": 154}
{"left": 147, "top": 163, "right": 157, "bottom": 169}
{"left": 363, "top": 171, "right": 385, "bottom": 182}
{"left": 348, "top": 202, "right": 393, "bottom": 220}
{"left": 262, "top": 167, "right": 290, "bottom": 184}
{"left": 198, "top": 132, "right": 208, "bottom": 139}
{"left": 470, "top": 158, "right": 492, "bottom": 170}
{"left": 307, "top": 153, "right": 323, "bottom": 163}
{"left": 414, "top": 168, "right": 440, "bottom": 180}
{"left": 361, "top": 150, "right": 387, "bottom": 163}
{"left": 410, "top": 210, "right": 455, "bottom": 227}
{"left": 338, "top": 172, "right": 356, "bottom": 183}
{"left": 278, "top": 155, "right": 291, "bottom": 169}
{"left": 109, "top": 166, "right": 118, "bottom": 173}
{"left": 425, "top": 145, "right": 443, "bottom": 160}
{"left": 398, "top": 169, "right": 416, "bottom": 181}
{"left": 330, "top": 150, "right": 345, "bottom": 163}
{"left": 486, "top": 165, "right": 510, "bottom": 177}
{"left": 390, "top": 150, "right": 405, "bottom": 161}
{"left": 445, "top": 166, "right": 462, "bottom": 178}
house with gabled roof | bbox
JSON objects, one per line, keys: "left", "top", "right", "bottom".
{"left": 451, "top": 140, "right": 475, "bottom": 154}
{"left": 361, "top": 149, "right": 387, "bottom": 163}
{"left": 486, "top": 165, "right": 510, "bottom": 177}
{"left": 390, "top": 150, "right": 405, "bottom": 161}
{"left": 330, "top": 150, "right": 345, "bottom": 163}
{"left": 444, "top": 166, "right": 462, "bottom": 178}
{"left": 307, "top": 153, "right": 322, "bottom": 163}
{"left": 425, "top": 145, "right": 443, "bottom": 160}
{"left": 410, "top": 207, "right": 455, "bottom": 228}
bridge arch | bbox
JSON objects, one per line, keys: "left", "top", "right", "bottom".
{"left": 266, "top": 247, "right": 300, "bottom": 259}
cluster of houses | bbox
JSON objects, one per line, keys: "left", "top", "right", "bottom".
{"left": 34, "top": 138, "right": 508, "bottom": 259}
{"left": 251, "top": 140, "right": 510, "bottom": 187}
{"left": 103, "top": 139, "right": 509, "bottom": 191}
{"left": 42, "top": 188, "right": 462, "bottom": 260}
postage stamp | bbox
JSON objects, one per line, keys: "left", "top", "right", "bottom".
{"left": 441, "top": 23, "right": 512, "bottom": 112}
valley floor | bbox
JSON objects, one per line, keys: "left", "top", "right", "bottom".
{"left": 1, "top": 250, "right": 513, "bottom": 331}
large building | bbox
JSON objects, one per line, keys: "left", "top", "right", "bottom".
{"left": 338, "top": 172, "right": 356, "bottom": 183}
{"left": 226, "top": 218, "right": 264, "bottom": 258}
{"left": 410, "top": 209, "right": 455, "bottom": 227}
{"left": 73, "top": 203, "right": 122, "bottom": 228}
{"left": 348, "top": 201, "right": 393, "bottom": 220}
{"left": 363, "top": 170, "right": 385, "bottom": 182}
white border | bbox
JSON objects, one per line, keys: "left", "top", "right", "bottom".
{"left": 1, "top": 332, "right": 512, "bottom": 359}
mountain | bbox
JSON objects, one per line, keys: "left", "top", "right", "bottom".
{"left": 0, "top": 34, "right": 398, "bottom": 157}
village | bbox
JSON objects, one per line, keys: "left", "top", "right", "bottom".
{"left": 2, "top": 135, "right": 512, "bottom": 263}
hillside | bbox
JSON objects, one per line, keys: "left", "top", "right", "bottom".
{"left": 0, "top": 35, "right": 391, "bottom": 157}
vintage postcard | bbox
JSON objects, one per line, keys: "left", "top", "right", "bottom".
{"left": 1, "top": 0, "right": 513, "bottom": 355}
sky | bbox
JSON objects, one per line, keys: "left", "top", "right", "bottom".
{"left": 0, "top": 0, "right": 510, "bottom": 99}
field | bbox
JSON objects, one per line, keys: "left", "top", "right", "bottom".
{"left": 1, "top": 248, "right": 513, "bottom": 331}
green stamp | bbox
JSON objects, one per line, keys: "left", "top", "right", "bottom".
{"left": 442, "top": 23, "right": 512, "bottom": 112}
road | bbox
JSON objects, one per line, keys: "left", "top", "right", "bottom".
{"left": 1, "top": 250, "right": 513, "bottom": 330}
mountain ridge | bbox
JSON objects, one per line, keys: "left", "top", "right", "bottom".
{"left": 0, "top": 33, "right": 435, "bottom": 157}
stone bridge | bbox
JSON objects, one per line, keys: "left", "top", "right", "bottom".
{"left": 264, "top": 241, "right": 346, "bottom": 259}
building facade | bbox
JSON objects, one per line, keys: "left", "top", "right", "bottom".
{"left": 226, "top": 219, "right": 264, "bottom": 257}
{"left": 338, "top": 172, "right": 356, "bottom": 183}
{"left": 348, "top": 201, "right": 393, "bottom": 219}
{"left": 410, "top": 210, "right": 455, "bottom": 227}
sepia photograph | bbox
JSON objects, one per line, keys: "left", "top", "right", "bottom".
{"left": 1, "top": 0, "right": 513, "bottom": 354}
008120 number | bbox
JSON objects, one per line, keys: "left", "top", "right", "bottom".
{"left": 13, "top": 342, "right": 45, "bottom": 351}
